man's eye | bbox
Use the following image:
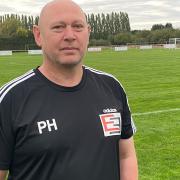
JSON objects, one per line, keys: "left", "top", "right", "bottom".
{"left": 54, "top": 25, "right": 62, "bottom": 28}
{"left": 52, "top": 25, "right": 65, "bottom": 31}
{"left": 73, "top": 24, "right": 84, "bottom": 30}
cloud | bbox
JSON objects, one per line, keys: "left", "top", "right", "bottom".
{"left": 76, "top": 0, "right": 180, "bottom": 29}
{"left": 0, "top": 0, "right": 180, "bottom": 29}
{"left": 0, "top": 5, "right": 15, "bottom": 13}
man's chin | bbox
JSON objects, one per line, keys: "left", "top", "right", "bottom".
{"left": 56, "top": 59, "right": 82, "bottom": 68}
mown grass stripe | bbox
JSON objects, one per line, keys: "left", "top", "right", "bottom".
{"left": 133, "top": 108, "right": 180, "bottom": 116}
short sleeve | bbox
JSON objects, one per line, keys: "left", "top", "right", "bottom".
{"left": 0, "top": 93, "right": 15, "bottom": 170}
{"left": 120, "top": 88, "right": 136, "bottom": 139}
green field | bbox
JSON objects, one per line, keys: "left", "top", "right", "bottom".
{"left": 0, "top": 49, "right": 180, "bottom": 179}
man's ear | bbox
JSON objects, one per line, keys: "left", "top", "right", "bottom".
{"left": 33, "top": 25, "right": 42, "bottom": 47}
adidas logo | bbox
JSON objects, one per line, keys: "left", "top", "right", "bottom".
{"left": 103, "top": 108, "right": 117, "bottom": 113}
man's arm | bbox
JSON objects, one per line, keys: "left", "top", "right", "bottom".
{"left": 119, "top": 137, "right": 138, "bottom": 180}
{"left": 0, "top": 170, "right": 7, "bottom": 180}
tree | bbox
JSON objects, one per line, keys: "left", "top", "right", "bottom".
{"left": 151, "top": 24, "right": 165, "bottom": 31}
{"left": 16, "top": 27, "right": 28, "bottom": 38}
{"left": 1, "top": 17, "right": 21, "bottom": 36}
{"left": 150, "top": 29, "right": 175, "bottom": 43}
{"left": 113, "top": 32, "right": 132, "bottom": 45}
{"left": 165, "top": 23, "right": 173, "bottom": 29}
{"left": 34, "top": 16, "right": 39, "bottom": 25}
{"left": 87, "top": 12, "right": 131, "bottom": 40}
{"left": 174, "top": 29, "right": 180, "bottom": 37}
{"left": 151, "top": 23, "right": 174, "bottom": 31}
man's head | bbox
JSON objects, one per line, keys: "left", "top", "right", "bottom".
{"left": 33, "top": 0, "right": 91, "bottom": 67}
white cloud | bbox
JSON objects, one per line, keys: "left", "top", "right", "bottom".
{"left": 0, "top": 0, "right": 180, "bottom": 30}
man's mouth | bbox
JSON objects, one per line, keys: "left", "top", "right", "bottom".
{"left": 61, "top": 47, "right": 79, "bottom": 51}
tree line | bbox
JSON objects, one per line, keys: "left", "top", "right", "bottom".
{"left": 87, "top": 12, "right": 130, "bottom": 40}
{"left": 0, "top": 14, "right": 39, "bottom": 50}
{"left": 0, "top": 13, "right": 180, "bottom": 50}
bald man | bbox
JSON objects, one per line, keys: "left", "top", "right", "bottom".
{"left": 0, "top": 0, "right": 138, "bottom": 180}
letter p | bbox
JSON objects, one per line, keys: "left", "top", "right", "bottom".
{"left": 37, "top": 121, "right": 47, "bottom": 134}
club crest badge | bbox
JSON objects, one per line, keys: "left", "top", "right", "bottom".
{"left": 99, "top": 112, "right": 121, "bottom": 137}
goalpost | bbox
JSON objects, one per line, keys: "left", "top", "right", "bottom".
{"left": 169, "top": 38, "right": 180, "bottom": 49}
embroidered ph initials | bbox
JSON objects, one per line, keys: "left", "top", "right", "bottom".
{"left": 37, "top": 118, "right": 58, "bottom": 134}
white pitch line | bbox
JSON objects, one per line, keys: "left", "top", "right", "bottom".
{"left": 132, "top": 108, "right": 180, "bottom": 116}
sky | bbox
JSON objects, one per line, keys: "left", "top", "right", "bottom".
{"left": 0, "top": 0, "right": 180, "bottom": 30}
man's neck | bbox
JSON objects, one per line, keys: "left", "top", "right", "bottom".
{"left": 38, "top": 62, "right": 83, "bottom": 87}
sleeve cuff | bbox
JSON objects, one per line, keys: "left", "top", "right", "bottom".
{"left": 0, "top": 162, "right": 10, "bottom": 170}
{"left": 120, "top": 124, "right": 137, "bottom": 139}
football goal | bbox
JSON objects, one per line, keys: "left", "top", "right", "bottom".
{"left": 169, "top": 38, "right": 180, "bottom": 48}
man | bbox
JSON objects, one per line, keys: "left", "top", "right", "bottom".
{"left": 0, "top": 0, "right": 138, "bottom": 179}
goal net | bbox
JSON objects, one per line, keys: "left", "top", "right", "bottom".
{"left": 169, "top": 38, "right": 180, "bottom": 49}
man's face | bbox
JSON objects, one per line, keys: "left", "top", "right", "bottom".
{"left": 34, "top": 2, "right": 90, "bottom": 67}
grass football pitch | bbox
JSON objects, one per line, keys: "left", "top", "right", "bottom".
{"left": 0, "top": 49, "right": 180, "bottom": 179}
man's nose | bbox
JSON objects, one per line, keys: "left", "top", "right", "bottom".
{"left": 63, "top": 26, "right": 76, "bottom": 42}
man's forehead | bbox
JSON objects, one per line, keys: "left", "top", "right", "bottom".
{"left": 40, "top": 0, "right": 86, "bottom": 21}
{"left": 51, "top": 19, "right": 86, "bottom": 25}
{"left": 38, "top": 0, "right": 87, "bottom": 27}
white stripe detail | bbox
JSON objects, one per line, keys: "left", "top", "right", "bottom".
{"left": 85, "top": 66, "right": 127, "bottom": 94}
{"left": 0, "top": 73, "right": 35, "bottom": 103}
{"left": 85, "top": 66, "right": 137, "bottom": 133}
{"left": 0, "top": 70, "right": 33, "bottom": 95}
{"left": 85, "top": 66, "right": 121, "bottom": 84}
{"left": 84, "top": 66, "right": 127, "bottom": 97}
{"left": 132, "top": 108, "right": 180, "bottom": 116}
{"left": 131, "top": 116, "right": 137, "bottom": 133}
